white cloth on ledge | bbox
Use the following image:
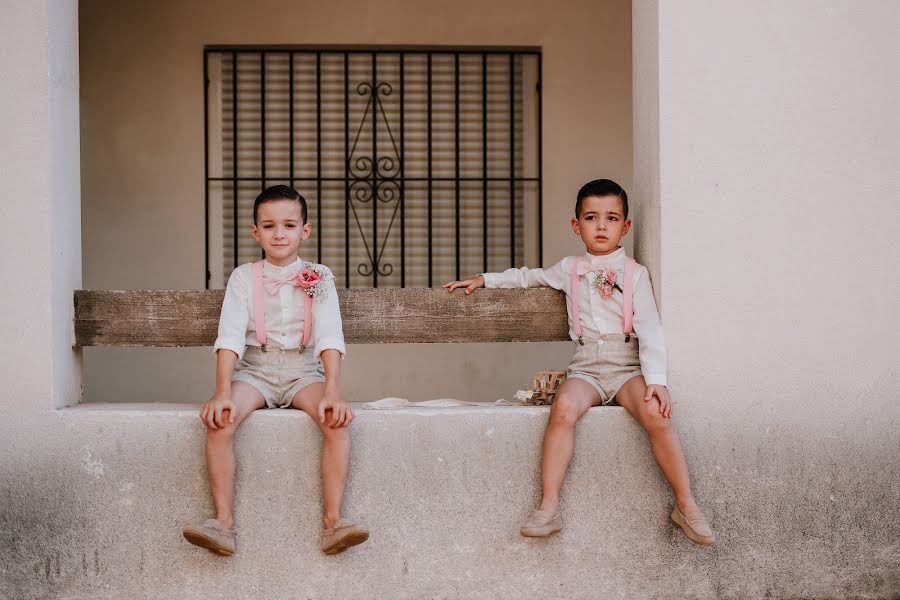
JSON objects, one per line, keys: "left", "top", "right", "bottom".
{"left": 363, "top": 397, "right": 537, "bottom": 409}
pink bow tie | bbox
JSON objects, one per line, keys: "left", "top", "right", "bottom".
{"left": 263, "top": 269, "right": 303, "bottom": 294}
{"left": 576, "top": 261, "right": 613, "bottom": 276}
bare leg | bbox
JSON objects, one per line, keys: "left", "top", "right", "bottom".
{"left": 206, "top": 381, "right": 266, "bottom": 529}
{"left": 537, "top": 378, "right": 601, "bottom": 514}
{"left": 614, "top": 376, "right": 698, "bottom": 514}
{"left": 291, "top": 382, "right": 349, "bottom": 529}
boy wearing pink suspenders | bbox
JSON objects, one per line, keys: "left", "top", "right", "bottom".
{"left": 443, "top": 179, "right": 715, "bottom": 545}
{"left": 183, "top": 185, "right": 368, "bottom": 556}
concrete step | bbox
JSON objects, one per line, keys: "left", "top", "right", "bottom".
{"left": 1, "top": 403, "right": 897, "bottom": 599}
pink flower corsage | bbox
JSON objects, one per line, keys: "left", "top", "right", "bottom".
{"left": 295, "top": 266, "right": 329, "bottom": 299}
{"left": 590, "top": 267, "right": 623, "bottom": 299}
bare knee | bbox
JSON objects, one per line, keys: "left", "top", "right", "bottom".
{"left": 549, "top": 393, "right": 586, "bottom": 428}
{"left": 206, "top": 421, "right": 238, "bottom": 442}
{"left": 638, "top": 400, "right": 670, "bottom": 434}
{"left": 320, "top": 423, "right": 350, "bottom": 443}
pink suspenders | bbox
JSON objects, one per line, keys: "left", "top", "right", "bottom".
{"left": 569, "top": 256, "right": 636, "bottom": 345}
{"left": 251, "top": 260, "right": 312, "bottom": 352}
{"left": 622, "top": 257, "right": 635, "bottom": 334}
{"left": 569, "top": 258, "right": 585, "bottom": 344}
{"left": 251, "top": 261, "right": 267, "bottom": 349}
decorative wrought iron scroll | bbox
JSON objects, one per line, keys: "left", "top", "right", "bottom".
{"left": 347, "top": 81, "right": 400, "bottom": 280}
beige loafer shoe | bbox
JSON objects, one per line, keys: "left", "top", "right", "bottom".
{"left": 321, "top": 520, "right": 369, "bottom": 555}
{"left": 671, "top": 506, "right": 716, "bottom": 545}
{"left": 519, "top": 509, "right": 562, "bottom": 537}
{"left": 182, "top": 519, "right": 236, "bottom": 556}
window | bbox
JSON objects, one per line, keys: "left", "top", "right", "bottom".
{"left": 205, "top": 47, "right": 542, "bottom": 288}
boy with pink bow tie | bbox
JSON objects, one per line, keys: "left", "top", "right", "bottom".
{"left": 183, "top": 185, "right": 368, "bottom": 556}
{"left": 444, "top": 179, "right": 714, "bottom": 545}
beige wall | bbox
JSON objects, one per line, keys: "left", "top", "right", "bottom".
{"left": 633, "top": 4, "right": 900, "bottom": 589}
{"left": 3, "top": 2, "right": 899, "bottom": 596}
{"left": 629, "top": 2, "right": 900, "bottom": 593}
{"left": 0, "top": 0, "right": 82, "bottom": 415}
{"left": 79, "top": 0, "right": 633, "bottom": 402}
{"left": 650, "top": 0, "right": 899, "bottom": 410}
{"left": 0, "top": 0, "right": 54, "bottom": 417}
{"left": 632, "top": 0, "right": 660, "bottom": 296}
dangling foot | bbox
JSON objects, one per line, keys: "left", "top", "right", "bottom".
{"left": 182, "top": 519, "right": 236, "bottom": 556}
{"left": 321, "top": 520, "right": 370, "bottom": 555}
{"left": 671, "top": 506, "right": 715, "bottom": 545}
{"left": 519, "top": 509, "right": 562, "bottom": 538}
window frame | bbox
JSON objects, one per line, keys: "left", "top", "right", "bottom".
{"left": 203, "top": 45, "right": 543, "bottom": 289}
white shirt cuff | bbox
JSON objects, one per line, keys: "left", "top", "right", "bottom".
{"left": 213, "top": 338, "right": 246, "bottom": 360}
{"left": 314, "top": 337, "right": 346, "bottom": 360}
{"left": 643, "top": 374, "right": 667, "bottom": 387}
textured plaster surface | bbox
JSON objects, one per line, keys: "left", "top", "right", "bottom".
{"left": 1, "top": 404, "right": 898, "bottom": 599}
{"left": 628, "top": 4, "right": 900, "bottom": 598}
{"left": 3, "top": 1, "right": 900, "bottom": 598}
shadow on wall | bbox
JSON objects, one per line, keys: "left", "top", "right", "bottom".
{"left": 82, "top": 342, "right": 575, "bottom": 403}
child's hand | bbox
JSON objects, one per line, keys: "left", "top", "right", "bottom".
{"left": 644, "top": 385, "right": 673, "bottom": 419}
{"left": 200, "top": 393, "right": 236, "bottom": 429}
{"left": 442, "top": 274, "right": 485, "bottom": 294}
{"left": 318, "top": 388, "right": 354, "bottom": 428}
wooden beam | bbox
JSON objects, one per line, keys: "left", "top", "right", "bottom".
{"left": 74, "top": 288, "right": 570, "bottom": 347}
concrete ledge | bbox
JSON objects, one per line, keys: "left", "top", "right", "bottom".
{"left": 1, "top": 403, "right": 898, "bottom": 599}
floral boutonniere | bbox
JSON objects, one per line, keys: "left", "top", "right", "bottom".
{"left": 295, "top": 265, "right": 330, "bottom": 299}
{"left": 590, "top": 267, "right": 623, "bottom": 299}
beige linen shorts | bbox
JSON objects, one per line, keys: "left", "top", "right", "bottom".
{"left": 566, "top": 334, "right": 643, "bottom": 405}
{"left": 232, "top": 346, "right": 326, "bottom": 408}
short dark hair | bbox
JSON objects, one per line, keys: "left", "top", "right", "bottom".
{"left": 575, "top": 179, "right": 629, "bottom": 219}
{"left": 253, "top": 185, "right": 308, "bottom": 224}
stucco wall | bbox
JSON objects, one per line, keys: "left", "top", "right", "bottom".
{"left": 0, "top": 1, "right": 53, "bottom": 419}
{"left": 2, "top": 1, "right": 900, "bottom": 598}
{"left": 632, "top": 0, "right": 660, "bottom": 294}
{"left": 0, "top": 0, "right": 81, "bottom": 416}
{"left": 5, "top": 402, "right": 897, "bottom": 600}
{"left": 78, "top": 0, "right": 634, "bottom": 403}
{"left": 635, "top": 0, "right": 900, "bottom": 594}
{"left": 653, "top": 0, "right": 899, "bottom": 416}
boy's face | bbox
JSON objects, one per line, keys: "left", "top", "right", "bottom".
{"left": 571, "top": 194, "right": 631, "bottom": 256}
{"left": 251, "top": 199, "right": 311, "bottom": 266}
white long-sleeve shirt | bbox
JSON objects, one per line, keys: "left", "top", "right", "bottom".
{"left": 482, "top": 247, "right": 667, "bottom": 386}
{"left": 213, "top": 257, "right": 346, "bottom": 361}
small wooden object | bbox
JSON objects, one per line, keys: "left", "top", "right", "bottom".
{"left": 528, "top": 370, "right": 567, "bottom": 404}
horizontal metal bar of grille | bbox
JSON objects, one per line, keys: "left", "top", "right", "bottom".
{"left": 204, "top": 48, "right": 542, "bottom": 289}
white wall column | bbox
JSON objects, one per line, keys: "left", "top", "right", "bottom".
{"left": 634, "top": 1, "right": 900, "bottom": 595}
{"left": 0, "top": 0, "right": 81, "bottom": 417}
{"left": 49, "top": 0, "right": 84, "bottom": 409}
{"left": 641, "top": 0, "right": 899, "bottom": 417}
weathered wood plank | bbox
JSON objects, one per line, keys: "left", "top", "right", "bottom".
{"left": 74, "top": 288, "right": 570, "bottom": 346}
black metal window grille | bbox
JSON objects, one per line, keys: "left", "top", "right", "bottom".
{"left": 204, "top": 47, "right": 542, "bottom": 288}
